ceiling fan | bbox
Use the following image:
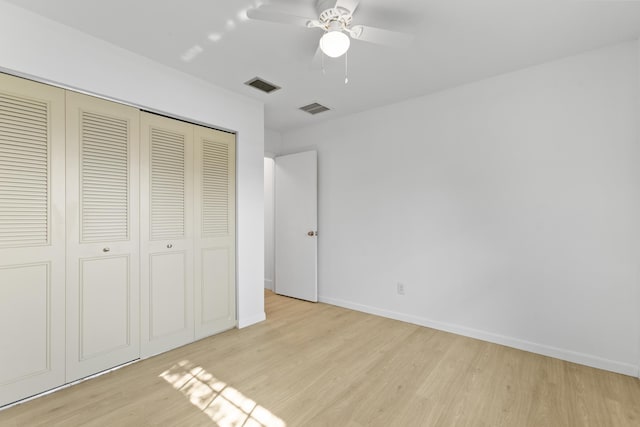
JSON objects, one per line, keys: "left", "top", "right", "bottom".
{"left": 247, "top": 0, "right": 414, "bottom": 59}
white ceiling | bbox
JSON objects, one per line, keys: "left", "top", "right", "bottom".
{"left": 6, "top": 0, "right": 640, "bottom": 132}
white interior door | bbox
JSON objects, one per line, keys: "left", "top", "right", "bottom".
{"left": 0, "top": 73, "right": 66, "bottom": 406}
{"left": 65, "top": 92, "right": 140, "bottom": 382}
{"left": 140, "top": 112, "right": 194, "bottom": 358}
{"left": 275, "top": 151, "right": 318, "bottom": 302}
{"left": 193, "top": 126, "right": 236, "bottom": 339}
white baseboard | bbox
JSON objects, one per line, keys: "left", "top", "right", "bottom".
{"left": 319, "top": 295, "right": 639, "bottom": 378}
{"left": 238, "top": 311, "right": 266, "bottom": 329}
{"left": 264, "top": 279, "right": 273, "bottom": 290}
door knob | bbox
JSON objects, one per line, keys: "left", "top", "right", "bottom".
{"left": 307, "top": 231, "right": 317, "bottom": 237}
{"left": 103, "top": 247, "right": 110, "bottom": 253}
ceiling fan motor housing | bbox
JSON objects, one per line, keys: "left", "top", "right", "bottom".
{"left": 319, "top": 7, "right": 353, "bottom": 29}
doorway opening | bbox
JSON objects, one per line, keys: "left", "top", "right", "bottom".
{"left": 264, "top": 157, "right": 275, "bottom": 292}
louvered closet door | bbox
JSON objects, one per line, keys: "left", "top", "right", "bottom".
{"left": 194, "top": 126, "right": 236, "bottom": 339}
{"left": 65, "top": 92, "right": 140, "bottom": 382}
{"left": 0, "top": 73, "right": 65, "bottom": 406}
{"left": 140, "top": 112, "right": 194, "bottom": 358}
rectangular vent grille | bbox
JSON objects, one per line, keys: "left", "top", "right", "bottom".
{"left": 202, "top": 140, "right": 229, "bottom": 237}
{"left": 80, "top": 112, "right": 130, "bottom": 242}
{"left": 244, "top": 77, "right": 281, "bottom": 94}
{"left": 299, "top": 102, "right": 330, "bottom": 115}
{"left": 0, "top": 93, "right": 49, "bottom": 247}
{"left": 150, "top": 127, "right": 185, "bottom": 240}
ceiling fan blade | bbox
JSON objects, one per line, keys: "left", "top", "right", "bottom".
{"left": 246, "top": 6, "right": 314, "bottom": 28}
{"left": 335, "top": 0, "right": 360, "bottom": 13}
{"left": 350, "top": 25, "right": 413, "bottom": 48}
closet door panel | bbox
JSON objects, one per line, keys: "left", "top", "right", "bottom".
{"left": 78, "top": 256, "right": 130, "bottom": 358}
{"left": 149, "top": 252, "right": 187, "bottom": 338}
{"left": 140, "top": 112, "right": 193, "bottom": 358}
{"left": 0, "top": 73, "right": 65, "bottom": 406}
{"left": 0, "top": 264, "right": 50, "bottom": 379}
{"left": 194, "top": 126, "right": 236, "bottom": 339}
{"left": 66, "top": 92, "right": 140, "bottom": 382}
{"left": 201, "top": 247, "right": 232, "bottom": 323}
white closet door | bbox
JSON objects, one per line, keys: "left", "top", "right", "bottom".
{"left": 0, "top": 73, "right": 66, "bottom": 406}
{"left": 65, "top": 92, "right": 140, "bottom": 382}
{"left": 194, "top": 126, "right": 236, "bottom": 339}
{"left": 140, "top": 112, "right": 194, "bottom": 358}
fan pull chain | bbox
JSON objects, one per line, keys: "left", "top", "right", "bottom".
{"left": 321, "top": 51, "right": 326, "bottom": 75}
{"left": 344, "top": 51, "right": 349, "bottom": 84}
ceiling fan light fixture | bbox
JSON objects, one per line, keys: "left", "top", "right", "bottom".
{"left": 319, "top": 30, "right": 350, "bottom": 58}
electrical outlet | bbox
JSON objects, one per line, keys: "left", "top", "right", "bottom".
{"left": 397, "top": 282, "right": 405, "bottom": 295}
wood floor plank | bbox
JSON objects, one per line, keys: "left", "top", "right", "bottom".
{"left": 0, "top": 290, "right": 639, "bottom": 426}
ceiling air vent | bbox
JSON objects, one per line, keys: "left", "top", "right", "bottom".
{"left": 244, "top": 77, "right": 281, "bottom": 94}
{"left": 299, "top": 102, "right": 330, "bottom": 115}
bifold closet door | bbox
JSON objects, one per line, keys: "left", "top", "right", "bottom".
{"left": 65, "top": 92, "right": 140, "bottom": 382}
{"left": 194, "top": 126, "right": 236, "bottom": 338}
{"left": 140, "top": 112, "right": 194, "bottom": 358}
{"left": 0, "top": 74, "right": 66, "bottom": 406}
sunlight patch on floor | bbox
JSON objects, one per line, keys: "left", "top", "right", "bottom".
{"left": 160, "top": 360, "right": 286, "bottom": 427}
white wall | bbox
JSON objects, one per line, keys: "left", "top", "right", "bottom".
{"left": 637, "top": 40, "right": 640, "bottom": 376}
{"left": 265, "top": 128, "right": 282, "bottom": 157}
{"left": 264, "top": 158, "right": 275, "bottom": 290}
{"left": 0, "top": 1, "right": 265, "bottom": 328}
{"left": 280, "top": 40, "right": 640, "bottom": 376}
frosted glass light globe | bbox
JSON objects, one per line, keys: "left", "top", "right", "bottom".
{"left": 319, "top": 30, "right": 350, "bottom": 58}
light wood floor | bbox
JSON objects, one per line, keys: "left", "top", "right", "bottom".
{"left": 1, "top": 290, "right": 639, "bottom": 426}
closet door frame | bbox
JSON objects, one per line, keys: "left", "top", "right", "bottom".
{"left": 0, "top": 71, "right": 238, "bottom": 407}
